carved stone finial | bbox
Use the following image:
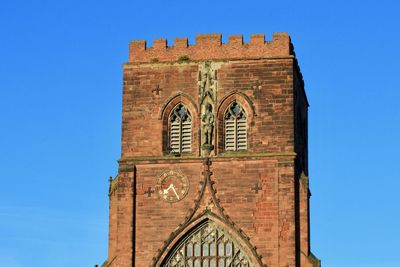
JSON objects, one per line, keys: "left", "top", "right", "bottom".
{"left": 203, "top": 157, "right": 210, "bottom": 166}
{"left": 108, "top": 176, "right": 112, "bottom": 195}
{"left": 202, "top": 157, "right": 212, "bottom": 174}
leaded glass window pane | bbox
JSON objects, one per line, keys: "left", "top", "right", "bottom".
{"left": 218, "top": 242, "right": 224, "bottom": 256}
{"left": 187, "top": 244, "right": 193, "bottom": 257}
{"left": 210, "top": 243, "right": 216, "bottom": 256}
{"left": 226, "top": 242, "right": 232, "bottom": 256}
{"left": 194, "top": 243, "right": 200, "bottom": 257}
{"left": 203, "top": 243, "right": 209, "bottom": 256}
{"left": 162, "top": 220, "right": 253, "bottom": 267}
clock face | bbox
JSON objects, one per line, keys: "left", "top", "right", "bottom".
{"left": 157, "top": 171, "right": 189, "bottom": 203}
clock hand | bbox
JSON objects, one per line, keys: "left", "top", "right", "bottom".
{"left": 171, "top": 185, "right": 180, "bottom": 200}
{"left": 163, "top": 184, "right": 173, "bottom": 194}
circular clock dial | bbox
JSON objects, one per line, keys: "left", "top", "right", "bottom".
{"left": 157, "top": 171, "right": 189, "bottom": 203}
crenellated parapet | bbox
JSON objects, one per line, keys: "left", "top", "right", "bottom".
{"left": 129, "top": 32, "right": 292, "bottom": 63}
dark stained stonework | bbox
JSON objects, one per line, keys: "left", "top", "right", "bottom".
{"left": 105, "top": 33, "right": 320, "bottom": 267}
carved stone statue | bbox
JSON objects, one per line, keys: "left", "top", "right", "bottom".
{"left": 202, "top": 103, "right": 214, "bottom": 149}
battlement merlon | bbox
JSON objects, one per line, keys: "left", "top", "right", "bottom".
{"left": 129, "top": 33, "right": 292, "bottom": 63}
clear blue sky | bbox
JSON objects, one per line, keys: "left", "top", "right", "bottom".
{"left": 1, "top": 0, "right": 399, "bottom": 266}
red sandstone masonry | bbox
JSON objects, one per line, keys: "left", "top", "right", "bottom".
{"left": 129, "top": 33, "right": 291, "bottom": 63}
{"left": 120, "top": 58, "right": 295, "bottom": 158}
{"left": 107, "top": 32, "right": 320, "bottom": 267}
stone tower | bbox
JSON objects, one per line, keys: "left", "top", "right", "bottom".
{"left": 105, "top": 33, "right": 320, "bottom": 267}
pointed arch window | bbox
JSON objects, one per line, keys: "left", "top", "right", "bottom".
{"left": 224, "top": 102, "right": 247, "bottom": 151}
{"left": 170, "top": 104, "right": 192, "bottom": 154}
{"left": 163, "top": 220, "right": 253, "bottom": 267}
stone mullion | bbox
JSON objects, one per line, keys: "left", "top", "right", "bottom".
{"left": 199, "top": 229, "right": 203, "bottom": 267}
{"left": 182, "top": 239, "right": 186, "bottom": 266}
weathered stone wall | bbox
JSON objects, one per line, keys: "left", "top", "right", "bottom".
{"left": 121, "top": 57, "right": 295, "bottom": 158}
{"left": 106, "top": 33, "right": 319, "bottom": 267}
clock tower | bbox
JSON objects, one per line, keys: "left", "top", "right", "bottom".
{"left": 105, "top": 33, "right": 320, "bottom": 267}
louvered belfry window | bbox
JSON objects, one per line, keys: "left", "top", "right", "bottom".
{"left": 225, "top": 102, "right": 247, "bottom": 151}
{"left": 170, "top": 104, "right": 192, "bottom": 154}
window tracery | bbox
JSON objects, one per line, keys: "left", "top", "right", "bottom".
{"left": 163, "top": 220, "right": 252, "bottom": 267}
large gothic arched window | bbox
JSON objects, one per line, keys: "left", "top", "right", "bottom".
{"left": 163, "top": 220, "right": 253, "bottom": 267}
{"left": 170, "top": 104, "right": 192, "bottom": 154}
{"left": 224, "top": 102, "right": 247, "bottom": 151}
